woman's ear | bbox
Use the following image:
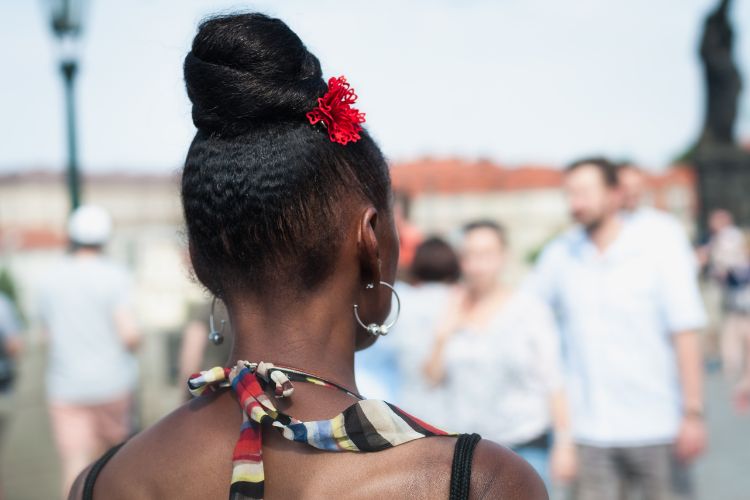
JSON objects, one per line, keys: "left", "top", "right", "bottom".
{"left": 357, "top": 207, "right": 381, "bottom": 285}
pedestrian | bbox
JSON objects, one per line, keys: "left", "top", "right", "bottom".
{"left": 423, "top": 221, "right": 576, "bottom": 487}
{"left": 699, "top": 209, "right": 750, "bottom": 411}
{"left": 356, "top": 236, "right": 460, "bottom": 421}
{"left": 38, "top": 205, "right": 140, "bottom": 497}
{"left": 617, "top": 162, "right": 691, "bottom": 241}
{"left": 526, "top": 158, "right": 707, "bottom": 500}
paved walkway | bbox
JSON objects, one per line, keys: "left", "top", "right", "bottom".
{"left": 1, "top": 347, "right": 748, "bottom": 499}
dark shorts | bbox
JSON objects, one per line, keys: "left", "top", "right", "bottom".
{"left": 576, "top": 443, "right": 693, "bottom": 500}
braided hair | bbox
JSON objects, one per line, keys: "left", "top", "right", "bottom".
{"left": 181, "top": 13, "right": 391, "bottom": 297}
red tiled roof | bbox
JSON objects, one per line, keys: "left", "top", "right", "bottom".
{"left": 645, "top": 164, "right": 696, "bottom": 188}
{"left": 0, "top": 227, "right": 66, "bottom": 251}
{"left": 391, "top": 158, "right": 696, "bottom": 195}
{"left": 390, "top": 158, "right": 563, "bottom": 195}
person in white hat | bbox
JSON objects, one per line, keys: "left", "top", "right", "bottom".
{"left": 37, "top": 205, "right": 141, "bottom": 497}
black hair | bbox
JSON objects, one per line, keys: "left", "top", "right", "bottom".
{"left": 410, "top": 237, "right": 460, "bottom": 284}
{"left": 462, "top": 220, "right": 507, "bottom": 247}
{"left": 615, "top": 159, "right": 636, "bottom": 170}
{"left": 181, "top": 13, "right": 391, "bottom": 297}
{"left": 565, "top": 157, "right": 619, "bottom": 188}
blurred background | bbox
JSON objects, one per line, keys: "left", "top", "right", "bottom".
{"left": 1, "top": 0, "right": 749, "bottom": 498}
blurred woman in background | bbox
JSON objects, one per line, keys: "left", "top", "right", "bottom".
{"left": 357, "top": 236, "right": 460, "bottom": 425}
{"left": 699, "top": 209, "right": 750, "bottom": 412}
{"left": 424, "top": 221, "right": 576, "bottom": 487}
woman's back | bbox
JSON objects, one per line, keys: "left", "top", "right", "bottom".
{"left": 72, "top": 389, "right": 545, "bottom": 499}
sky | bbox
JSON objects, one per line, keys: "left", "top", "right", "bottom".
{"left": 1, "top": 0, "right": 749, "bottom": 174}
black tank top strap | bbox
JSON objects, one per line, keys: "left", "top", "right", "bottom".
{"left": 82, "top": 441, "right": 126, "bottom": 500}
{"left": 449, "top": 433, "right": 482, "bottom": 500}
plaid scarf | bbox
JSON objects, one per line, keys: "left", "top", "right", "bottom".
{"left": 188, "top": 361, "right": 453, "bottom": 500}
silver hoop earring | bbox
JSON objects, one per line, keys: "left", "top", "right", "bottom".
{"left": 353, "top": 280, "right": 401, "bottom": 336}
{"left": 208, "top": 296, "right": 226, "bottom": 346}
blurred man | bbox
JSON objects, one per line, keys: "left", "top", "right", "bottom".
{"left": 699, "top": 209, "right": 750, "bottom": 411}
{"left": 621, "top": 162, "right": 723, "bottom": 371}
{"left": 38, "top": 205, "right": 140, "bottom": 497}
{"left": 618, "top": 163, "right": 688, "bottom": 231}
{"left": 526, "top": 158, "right": 707, "bottom": 500}
{"left": 617, "top": 162, "right": 647, "bottom": 213}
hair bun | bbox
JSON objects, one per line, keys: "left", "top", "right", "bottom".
{"left": 184, "top": 13, "right": 327, "bottom": 136}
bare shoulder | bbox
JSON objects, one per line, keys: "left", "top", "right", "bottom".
{"left": 67, "top": 402, "right": 546, "bottom": 500}
{"left": 470, "top": 440, "right": 548, "bottom": 500}
{"left": 349, "top": 436, "right": 546, "bottom": 500}
{"left": 70, "top": 391, "right": 239, "bottom": 500}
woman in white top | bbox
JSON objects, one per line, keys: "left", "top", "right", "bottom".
{"left": 356, "top": 236, "right": 460, "bottom": 429}
{"left": 424, "top": 220, "right": 576, "bottom": 487}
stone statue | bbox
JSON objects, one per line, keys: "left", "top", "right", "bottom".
{"left": 693, "top": 0, "right": 749, "bottom": 231}
{"left": 698, "top": 0, "right": 742, "bottom": 146}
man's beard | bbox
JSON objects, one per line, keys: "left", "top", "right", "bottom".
{"left": 572, "top": 211, "right": 605, "bottom": 233}
{"left": 584, "top": 217, "right": 604, "bottom": 233}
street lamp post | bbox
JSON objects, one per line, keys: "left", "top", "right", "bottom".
{"left": 60, "top": 56, "right": 81, "bottom": 211}
{"left": 46, "top": 0, "right": 87, "bottom": 211}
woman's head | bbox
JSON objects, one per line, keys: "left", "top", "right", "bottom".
{"left": 459, "top": 220, "right": 507, "bottom": 293}
{"left": 181, "top": 13, "right": 395, "bottom": 304}
{"left": 410, "top": 237, "right": 460, "bottom": 284}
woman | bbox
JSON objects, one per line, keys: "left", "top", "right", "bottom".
{"left": 69, "top": 13, "right": 544, "bottom": 500}
{"left": 356, "top": 236, "right": 460, "bottom": 419}
{"left": 424, "top": 221, "right": 576, "bottom": 487}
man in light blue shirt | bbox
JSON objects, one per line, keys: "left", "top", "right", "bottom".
{"left": 525, "top": 158, "right": 707, "bottom": 500}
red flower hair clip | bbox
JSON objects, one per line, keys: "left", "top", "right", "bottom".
{"left": 306, "top": 76, "right": 366, "bottom": 145}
